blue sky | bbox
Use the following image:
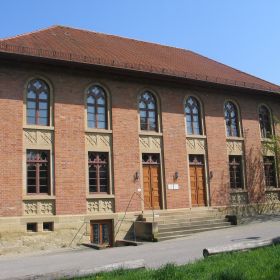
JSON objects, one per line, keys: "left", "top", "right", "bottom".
{"left": 1, "top": 0, "right": 279, "bottom": 85}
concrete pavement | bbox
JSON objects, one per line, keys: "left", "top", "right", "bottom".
{"left": 1, "top": 215, "right": 280, "bottom": 279}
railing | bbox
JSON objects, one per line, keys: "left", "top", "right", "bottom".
{"left": 114, "top": 191, "right": 155, "bottom": 242}
{"left": 68, "top": 220, "right": 89, "bottom": 247}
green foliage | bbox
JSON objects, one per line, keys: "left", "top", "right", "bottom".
{"left": 75, "top": 245, "right": 280, "bottom": 280}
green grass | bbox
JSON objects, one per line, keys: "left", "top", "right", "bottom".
{"left": 75, "top": 245, "right": 280, "bottom": 280}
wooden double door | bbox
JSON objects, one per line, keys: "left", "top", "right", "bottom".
{"left": 142, "top": 154, "right": 162, "bottom": 210}
{"left": 189, "top": 155, "right": 207, "bottom": 207}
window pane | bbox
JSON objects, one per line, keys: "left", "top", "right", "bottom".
{"left": 27, "top": 101, "right": 36, "bottom": 109}
{"left": 87, "top": 106, "right": 95, "bottom": 113}
{"left": 39, "top": 102, "right": 48, "bottom": 109}
{"left": 27, "top": 109, "right": 36, "bottom": 117}
{"left": 39, "top": 92, "right": 48, "bottom": 100}
{"left": 102, "top": 224, "right": 109, "bottom": 244}
{"left": 39, "top": 109, "right": 48, "bottom": 118}
{"left": 93, "top": 224, "right": 99, "bottom": 244}
{"left": 97, "top": 97, "right": 105, "bottom": 105}
{"left": 27, "top": 91, "right": 36, "bottom": 99}
{"left": 97, "top": 107, "right": 105, "bottom": 114}
{"left": 97, "top": 121, "right": 106, "bottom": 129}
{"left": 39, "top": 117, "right": 48, "bottom": 126}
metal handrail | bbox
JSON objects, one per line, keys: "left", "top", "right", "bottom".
{"left": 114, "top": 190, "right": 155, "bottom": 241}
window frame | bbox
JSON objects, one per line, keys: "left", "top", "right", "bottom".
{"left": 228, "top": 155, "right": 244, "bottom": 189}
{"left": 224, "top": 100, "right": 242, "bottom": 138}
{"left": 138, "top": 90, "right": 159, "bottom": 132}
{"left": 258, "top": 104, "right": 273, "bottom": 139}
{"left": 263, "top": 156, "right": 278, "bottom": 188}
{"left": 88, "top": 152, "right": 109, "bottom": 194}
{"left": 26, "top": 150, "right": 50, "bottom": 195}
{"left": 86, "top": 85, "right": 108, "bottom": 130}
{"left": 184, "top": 96, "right": 203, "bottom": 136}
{"left": 25, "top": 79, "right": 51, "bottom": 127}
{"left": 90, "top": 219, "right": 113, "bottom": 246}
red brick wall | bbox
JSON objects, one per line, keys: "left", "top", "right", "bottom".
{"left": 111, "top": 81, "right": 141, "bottom": 212}
{"left": 161, "top": 87, "right": 189, "bottom": 209}
{"left": 203, "top": 90, "right": 229, "bottom": 206}
{"left": 239, "top": 94, "right": 264, "bottom": 203}
{"left": 1, "top": 62, "right": 280, "bottom": 217}
{"left": 52, "top": 74, "right": 87, "bottom": 215}
{"left": 0, "top": 67, "right": 23, "bottom": 216}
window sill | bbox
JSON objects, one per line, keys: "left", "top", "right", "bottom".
{"left": 139, "top": 131, "right": 163, "bottom": 136}
{"left": 226, "top": 137, "right": 244, "bottom": 141}
{"left": 87, "top": 194, "right": 115, "bottom": 199}
{"left": 23, "top": 125, "right": 54, "bottom": 131}
{"left": 265, "top": 188, "right": 280, "bottom": 192}
{"left": 85, "top": 129, "right": 112, "bottom": 134}
{"left": 23, "top": 195, "right": 55, "bottom": 201}
{"left": 186, "top": 135, "right": 206, "bottom": 139}
{"left": 230, "top": 189, "right": 247, "bottom": 194}
{"left": 261, "top": 138, "right": 273, "bottom": 142}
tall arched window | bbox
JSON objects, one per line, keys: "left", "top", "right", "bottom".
{"left": 185, "top": 96, "right": 202, "bottom": 135}
{"left": 26, "top": 79, "right": 50, "bottom": 126}
{"left": 259, "top": 105, "right": 272, "bottom": 138}
{"left": 224, "top": 101, "right": 240, "bottom": 137}
{"left": 139, "top": 91, "right": 158, "bottom": 131}
{"left": 87, "top": 85, "right": 107, "bottom": 129}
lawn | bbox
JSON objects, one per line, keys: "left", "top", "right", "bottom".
{"left": 75, "top": 245, "right": 280, "bottom": 280}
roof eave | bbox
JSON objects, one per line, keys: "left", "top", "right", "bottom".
{"left": 0, "top": 50, "right": 279, "bottom": 96}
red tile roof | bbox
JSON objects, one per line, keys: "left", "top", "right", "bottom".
{"left": 0, "top": 25, "right": 279, "bottom": 92}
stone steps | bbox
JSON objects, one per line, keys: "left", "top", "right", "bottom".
{"left": 158, "top": 219, "right": 230, "bottom": 231}
{"left": 142, "top": 208, "right": 234, "bottom": 242}
{"left": 157, "top": 225, "right": 232, "bottom": 242}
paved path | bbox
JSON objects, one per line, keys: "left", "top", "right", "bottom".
{"left": 1, "top": 216, "right": 280, "bottom": 279}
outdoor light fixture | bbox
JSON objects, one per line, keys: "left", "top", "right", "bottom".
{"left": 174, "top": 171, "right": 179, "bottom": 180}
{"left": 134, "top": 171, "right": 140, "bottom": 181}
{"left": 209, "top": 171, "right": 213, "bottom": 180}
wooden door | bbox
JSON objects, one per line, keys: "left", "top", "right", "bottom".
{"left": 143, "top": 164, "right": 161, "bottom": 210}
{"left": 189, "top": 155, "right": 206, "bottom": 206}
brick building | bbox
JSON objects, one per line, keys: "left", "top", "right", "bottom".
{"left": 0, "top": 26, "right": 280, "bottom": 247}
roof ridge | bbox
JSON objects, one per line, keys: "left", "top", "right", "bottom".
{"left": 0, "top": 25, "right": 60, "bottom": 42}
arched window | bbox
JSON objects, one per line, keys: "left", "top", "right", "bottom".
{"left": 26, "top": 79, "right": 50, "bottom": 126}
{"left": 139, "top": 91, "right": 157, "bottom": 131}
{"left": 185, "top": 96, "right": 202, "bottom": 135}
{"left": 87, "top": 85, "right": 107, "bottom": 129}
{"left": 259, "top": 105, "right": 272, "bottom": 138}
{"left": 224, "top": 101, "right": 240, "bottom": 137}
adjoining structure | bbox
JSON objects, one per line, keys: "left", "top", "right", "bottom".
{"left": 0, "top": 25, "right": 280, "bottom": 249}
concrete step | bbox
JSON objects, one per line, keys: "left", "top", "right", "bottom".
{"left": 158, "top": 221, "right": 231, "bottom": 233}
{"left": 148, "top": 216, "right": 226, "bottom": 225}
{"left": 144, "top": 210, "right": 221, "bottom": 218}
{"left": 157, "top": 225, "right": 233, "bottom": 241}
{"left": 158, "top": 219, "right": 229, "bottom": 231}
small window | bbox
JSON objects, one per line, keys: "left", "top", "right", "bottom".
{"left": 259, "top": 105, "right": 273, "bottom": 138}
{"left": 224, "top": 101, "right": 240, "bottom": 137}
{"left": 43, "top": 222, "right": 54, "bottom": 231}
{"left": 87, "top": 85, "right": 107, "bottom": 129}
{"left": 27, "top": 223, "right": 37, "bottom": 232}
{"left": 229, "top": 156, "right": 244, "bottom": 189}
{"left": 263, "top": 156, "right": 277, "bottom": 188}
{"left": 91, "top": 220, "right": 112, "bottom": 247}
{"left": 139, "top": 91, "right": 158, "bottom": 131}
{"left": 88, "top": 152, "right": 109, "bottom": 193}
{"left": 185, "top": 96, "right": 202, "bottom": 135}
{"left": 26, "top": 79, "right": 50, "bottom": 126}
{"left": 27, "top": 150, "right": 50, "bottom": 194}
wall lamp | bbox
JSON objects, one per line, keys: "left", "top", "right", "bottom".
{"left": 209, "top": 171, "right": 213, "bottom": 180}
{"left": 134, "top": 171, "right": 140, "bottom": 182}
{"left": 174, "top": 171, "right": 179, "bottom": 181}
